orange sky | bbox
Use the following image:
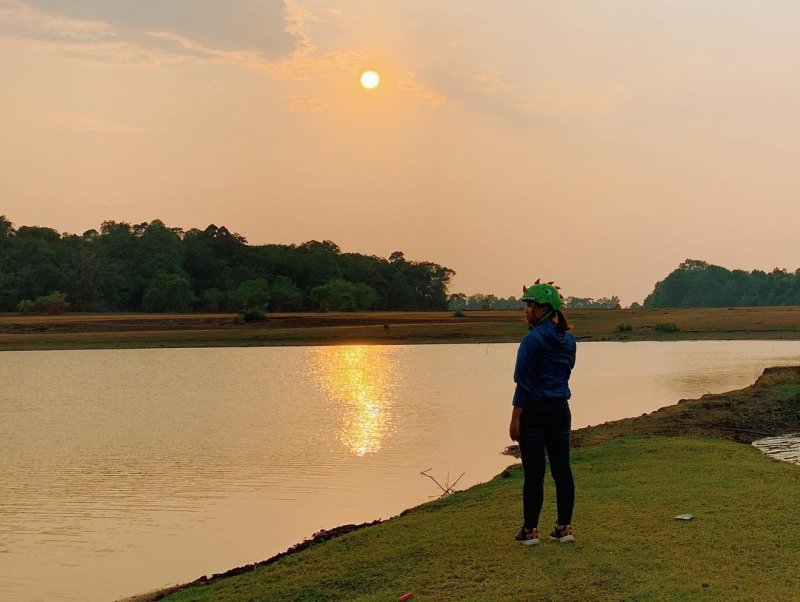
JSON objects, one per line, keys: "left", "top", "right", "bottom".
{"left": 2, "top": 0, "right": 799, "bottom": 304}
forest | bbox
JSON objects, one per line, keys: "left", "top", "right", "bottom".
{"left": 0, "top": 216, "right": 454, "bottom": 313}
{"left": 5, "top": 216, "right": 796, "bottom": 315}
{"left": 644, "top": 259, "right": 800, "bottom": 308}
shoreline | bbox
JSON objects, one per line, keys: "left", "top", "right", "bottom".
{"left": 120, "top": 365, "right": 800, "bottom": 602}
{"left": 3, "top": 306, "right": 800, "bottom": 352}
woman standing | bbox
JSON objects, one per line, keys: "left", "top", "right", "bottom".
{"left": 509, "top": 281, "right": 577, "bottom": 545}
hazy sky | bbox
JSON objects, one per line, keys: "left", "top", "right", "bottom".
{"left": 2, "top": 0, "right": 800, "bottom": 304}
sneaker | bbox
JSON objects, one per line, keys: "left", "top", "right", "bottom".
{"left": 549, "top": 524, "right": 575, "bottom": 543}
{"left": 514, "top": 526, "right": 539, "bottom": 546}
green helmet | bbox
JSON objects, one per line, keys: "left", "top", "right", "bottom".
{"left": 522, "top": 281, "right": 563, "bottom": 310}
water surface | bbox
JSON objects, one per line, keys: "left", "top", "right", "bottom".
{"left": 1, "top": 341, "right": 799, "bottom": 601}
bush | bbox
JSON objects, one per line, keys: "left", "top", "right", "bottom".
{"left": 616, "top": 323, "right": 632, "bottom": 332}
{"left": 453, "top": 309, "right": 465, "bottom": 318}
{"left": 16, "top": 299, "right": 34, "bottom": 313}
{"left": 654, "top": 322, "right": 680, "bottom": 333}
{"left": 16, "top": 291, "right": 70, "bottom": 315}
{"left": 238, "top": 308, "right": 267, "bottom": 323}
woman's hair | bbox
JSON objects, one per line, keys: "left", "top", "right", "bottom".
{"left": 533, "top": 302, "right": 572, "bottom": 333}
{"left": 554, "top": 309, "right": 572, "bottom": 333}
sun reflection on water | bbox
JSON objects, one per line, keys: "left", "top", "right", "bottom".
{"left": 312, "top": 346, "right": 399, "bottom": 456}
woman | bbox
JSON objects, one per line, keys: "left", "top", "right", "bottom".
{"left": 509, "top": 281, "right": 577, "bottom": 545}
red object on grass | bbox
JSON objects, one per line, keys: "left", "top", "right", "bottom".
{"left": 399, "top": 593, "right": 415, "bottom": 601}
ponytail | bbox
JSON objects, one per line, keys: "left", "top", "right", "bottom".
{"left": 532, "top": 302, "right": 571, "bottom": 332}
{"left": 555, "top": 309, "right": 571, "bottom": 333}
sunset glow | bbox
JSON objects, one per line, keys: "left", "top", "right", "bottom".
{"left": 312, "top": 346, "right": 398, "bottom": 456}
{"left": 3, "top": 1, "right": 800, "bottom": 304}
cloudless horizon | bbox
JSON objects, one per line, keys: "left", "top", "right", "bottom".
{"left": 3, "top": 1, "right": 800, "bottom": 305}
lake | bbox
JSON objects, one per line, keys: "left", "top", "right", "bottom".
{"left": 2, "top": 341, "right": 799, "bottom": 601}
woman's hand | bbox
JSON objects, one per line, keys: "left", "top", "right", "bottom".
{"left": 509, "top": 406, "right": 522, "bottom": 441}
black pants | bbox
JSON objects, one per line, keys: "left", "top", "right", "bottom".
{"left": 518, "top": 399, "right": 575, "bottom": 528}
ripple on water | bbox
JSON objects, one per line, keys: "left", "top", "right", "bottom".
{"left": 752, "top": 434, "right": 800, "bottom": 465}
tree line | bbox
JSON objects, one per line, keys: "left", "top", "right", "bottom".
{"left": 448, "top": 293, "right": 621, "bottom": 310}
{"left": 0, "top": 216, "right": 455, "bottom": 313}
{"left": 644, "top": 259, "right": 800, "bottom": 308}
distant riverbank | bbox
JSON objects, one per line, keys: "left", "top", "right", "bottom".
{"left": 3, "top": 306, "right": 800, "bottom": 351}
{"left": 123, "top": 365, "right": 800, "bottom": 601}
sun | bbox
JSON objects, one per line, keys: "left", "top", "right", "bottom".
{"left": 360, "top": 70, "right": 380, "bottom": 90}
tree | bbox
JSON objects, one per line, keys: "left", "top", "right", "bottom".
{"left": 95, "top": 221, "right": 138, "bottom": 309}
{"left": 466, "top": 294, "right": 485, "bottom": 310}
{"left": 482, "top": 294, "right": 498, "bottom": 310}
{"left": 0, "top": 216, "right": 22, "bottom": 309}
{"left": 562, "top": 296, "right": 620, "bottom": 309}
{"left": 202, "top": 288, "right": 226, "bottom": 311}
{"left": 296, "top": 240, "right": 343, "bottom": 288}
{"left": 352, "top": 282, "right": 379, "bottom": 310}
{"left": 135, "top": 220, "right": 186, "bottom": 280}
{"left": 448, "top": 293, "right": 467, "bottom": 310}
{"left": 402, "top": 261, "right": 454, "bottom": 310}
{"left": 269, "top": 277, "right": 303, "bottom": 311}
{"left": 184, "top": 224, "right": 247, "bottom": 295}
{"left": 12, "top": 226, "right": 65, "bottom": 302}
{"left": 644, "top": 265, "right": 692, "bottom": 308}
{"left": 0, "top": 215, "right": 15, "bottom": 238}
{"left": 308, "top": 279, "right": 377, "bottom": 311}
{"left": 386, "top": 272, "right": 417, "bottom": 310}
{"left": 339, "top": 252, "right": 386, "bottom": 307}
{"left": 310, "top": 279, "right": 355, "bottom": 311}
{"left": 230, "top": 278, "right": 270, "bottom": 310}
{"left": 142, "top": 273, "right": 195, "bottom": 312}
{"left": 494, "top": 296, "right": 523, "bottom": 310}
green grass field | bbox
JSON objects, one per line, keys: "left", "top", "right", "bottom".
{"left": 3, "top": 306, "right": 800, "bottom": 351}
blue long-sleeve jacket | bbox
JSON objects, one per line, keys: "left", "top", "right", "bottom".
{"left": 512, "top": 319, "right": 576, "bottom": 407}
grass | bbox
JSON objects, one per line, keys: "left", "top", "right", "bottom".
{"left": 131, "top": 366, "right": 800, "bottom": 602}
{"left": 159, "top": 437, "right": 800, "bottom": 602}
{"left": 3, "top": 306, "right": 800, "bottom": 351}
